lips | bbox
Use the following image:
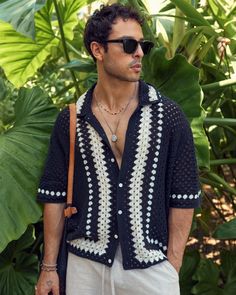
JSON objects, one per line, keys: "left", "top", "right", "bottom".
{"left": 130, "top": 63, "right": 142, "bottom": 72}
{"left": 131, "top": 64, "right": 142, "bottom": 69}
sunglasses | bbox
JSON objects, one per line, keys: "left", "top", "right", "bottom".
{"left": 104, "top": 38, "right": 154, "bottom": 55}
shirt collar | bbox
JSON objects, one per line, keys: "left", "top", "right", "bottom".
{"left": 76, "top": 80, "right": 160, "bottom": 117}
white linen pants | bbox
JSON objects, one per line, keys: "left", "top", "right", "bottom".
{"left": 66, "top": 244, "right": 180, "bottom": 295}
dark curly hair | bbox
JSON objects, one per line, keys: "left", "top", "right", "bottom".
{"left": 83, "top": 3, "right": 143, "bottom": 61}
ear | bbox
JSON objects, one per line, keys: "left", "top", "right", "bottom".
{"left": 90, "top": 41, "right": 104, "bottom": 62}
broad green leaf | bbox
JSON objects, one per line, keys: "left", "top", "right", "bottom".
{"left": 143, "top": 47, "right": 210, "bottom": 168}
{"left": 221, "top": 251, "right": 236, "bottom": 295}
{"left": 0, "top": 226, "right": 38, "bottom": 295}
{"left": 0, "top": 0, "right": 46, "bottom": 39}
{"left": 0, "top": 87, "right": 58, "bottom": 252}
{"left": 213, "top": 217, "right": 236, "bottom": 239}
{"left": 0, "top": 1, "right": 58, "bottom": 87}
{"left": 179, "top": 250, "right": 200, "bottom": 295}
{"left": 192, "top": 259, "right": 222, "bottom": 295}
{"left": 59, "top": 0, "right": 96, "bottom": 41}
{"left": 221, "top": 250, "right": 236, "bottom": 279}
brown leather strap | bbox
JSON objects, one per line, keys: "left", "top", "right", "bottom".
{"left": 65, "top": 103, "right": 78, "bottom": 218}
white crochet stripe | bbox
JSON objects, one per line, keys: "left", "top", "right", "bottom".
{"left": 69, "top": 124, "right": 112, "bottom": 256}
{"left": 145, "top": 97, "right": 166, "bottom": 251}
{"left": 148, "top": 85, "right": 158, "bottom": 101}
{"left": 170, "top": 190, "right": 201, "bottom": 200}
{"left": 75, "top": 118, "right": 93, "bottom": 237}
{"left": 76, "top": 91, "right": 87, "bottom": 114}
{"left": 128, "top": 103, "right": 165, "bottom": 264}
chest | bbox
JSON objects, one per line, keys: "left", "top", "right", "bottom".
{"left": 91, "top": 100, "right": 138, "bottom": 168}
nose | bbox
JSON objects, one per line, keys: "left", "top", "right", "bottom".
{"left": 133, "top": 43, "right": 144, "bottom": 58}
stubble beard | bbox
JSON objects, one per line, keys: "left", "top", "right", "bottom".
{"left": 104, "top": 63, "right": 140, "bottom": 83}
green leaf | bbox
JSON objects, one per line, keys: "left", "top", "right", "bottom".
{"left": 0, "top": 0, "right": 47, "bottom": 39}
{"left": 192, "top": 259, "right": 222, "bottom": 295}
{"left": 213, "top": 218, "right": 236, "bottom": 239}
{"left": 170, "top": 0, "right": 214, "bottom": 31}
{"left": 143, "top": 47, "right": 210, "bottom": 168}
{"left": 221, "top": 250, "right": 236, "bottom": 295}
{"left": 62, "top": 59, "right": 96, "bottom": 73}
{"left": 0, "top": 1, "right": 59, "bottom": 87}
{"left": 0, "top": 77, "right": 7, "bottom": 100}
{"left": 159, "top": 2, "right": 175, "bottom": 12}
{"left": 207, "top": 0, "right": 236, "bottom": 38}
{"left": 0, "top": 226, "right": 38, "bottom": 295}
{"left": 221, "top": 250, "right": 236, "bottom": 279}
{"left": 190, "top": 109, "right": 210, "bottom": 169}
{"left": 179, "top": 250, "right": 200, "bottom": 295}
{"left": 59, "top": 0, "right": 96, "bottom": 41}
{"left": 198, "top": 36, "right": 216, "bottom": 61}
{"left": 0, "top": 87, "right": 58, "bottom": 252}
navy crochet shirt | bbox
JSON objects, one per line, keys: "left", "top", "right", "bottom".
{"left": 37, "top": 80, "right": 201, "bottom": 270}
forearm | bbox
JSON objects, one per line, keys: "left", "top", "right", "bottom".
{"left": 167, "top": 208, "right": 194, "bottom": 271}
{"left": 43, "top": 203, "right": 65, "bottom": 264}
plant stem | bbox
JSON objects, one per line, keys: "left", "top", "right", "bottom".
{"left": 210, "top": 159, "right": 236, "bottom": 166}
{"left": 53, "top": 0, "right": 80, "bottom": 99}
{"left": 201, "top": 78, "right": 236, "bottom": 92}
{"left": 204, "top": 118, "right": 236, "bottom": 126}
{"left": 200, "top": 177, "right": 236, "bottom": 195}
{"left": 206, "top": 172, "right": 236, "bottom": 196}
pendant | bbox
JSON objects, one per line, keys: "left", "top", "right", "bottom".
{"left": 111, "top": 134, "right": 118, "bottom": 142}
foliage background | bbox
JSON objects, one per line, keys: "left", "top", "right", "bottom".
{"left": 0, "top": 0, "right": 235, "bottom": 294}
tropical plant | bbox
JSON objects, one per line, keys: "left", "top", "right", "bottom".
{"left": 0, "top": 0, "right": 235, "bottom": 294}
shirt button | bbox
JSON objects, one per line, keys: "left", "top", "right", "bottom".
{"left": 114, "top": 234, "right": 118, "bottom": 239}
{"left": 118, "top": 183, "right": 123, "bottom": 188}
{"left": 118, "top": 210, "right": 123, "bottom": 215}
{"left": 111, "top": 158, "right": 115, "bottom": 162}
{"left": 108, "top": 259, "right": 112, "bottom": 264}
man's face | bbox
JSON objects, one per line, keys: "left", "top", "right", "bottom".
{"left": 102, "top": 18, "right": 144, "bottom": 82}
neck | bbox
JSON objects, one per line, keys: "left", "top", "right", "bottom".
{"left": 94, "top": 78, "right": 138, "bottom": 110}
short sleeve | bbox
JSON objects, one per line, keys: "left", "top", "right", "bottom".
{"left": 37, "top": 108, "right": 69, "bottom": 203}
{"left": 169, "top": 109, "right": 201, "bottom": 208}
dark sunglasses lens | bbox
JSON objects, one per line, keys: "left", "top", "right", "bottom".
{"left": 141, "top": 41, "right": 154, "bottom": 55}
{"left": 123, "top": 39, "right": 138, "bottom": 54}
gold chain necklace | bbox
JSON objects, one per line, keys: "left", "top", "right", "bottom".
{"left": 96, "top": 101, "right": 125, "bottom": 115}
{"left": 94, "top": 84, "right": 137, "bottom": 143}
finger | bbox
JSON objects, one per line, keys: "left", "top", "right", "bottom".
{"left": 52, "top": 287, "right": 60, "bottom": 295}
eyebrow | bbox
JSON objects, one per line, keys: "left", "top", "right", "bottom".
{"left": 117, "top": 36, "right": 144, "bottom": 40}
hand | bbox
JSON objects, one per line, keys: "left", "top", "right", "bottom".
{"left": 35, "top": 271, "right": 59, "bottom": 295}
{"left": 167, "top": 256, "right": 182, "bottom": 274}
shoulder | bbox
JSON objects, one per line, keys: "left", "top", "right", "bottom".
{"left": 145, "top": 82, "right": 189, "bottom": 130}
{"left": 53, "top": 106, "right": 70, "bottom": 135}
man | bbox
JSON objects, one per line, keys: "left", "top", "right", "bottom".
{"left": 36, "top": 3, "right": 201, "bottom": 295}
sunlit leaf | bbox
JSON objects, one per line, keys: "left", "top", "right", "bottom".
{"left": 0, "top": 0, "right": 46, "bottom": 39}
{"left": 0, "top": 1, "right": 58, "bottom": 87}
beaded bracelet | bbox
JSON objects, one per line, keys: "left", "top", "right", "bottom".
{"left": 41, "top": 261, "right": 57, "bottom": 272}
